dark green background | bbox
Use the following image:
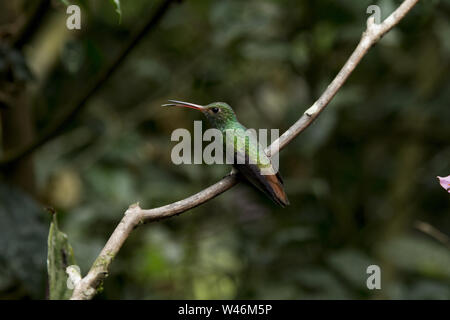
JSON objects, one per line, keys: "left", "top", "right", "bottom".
{"left": 0, "top": 0, "right": 449, "bottom": 299}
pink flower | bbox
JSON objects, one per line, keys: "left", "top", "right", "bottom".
{"left": 437, "top": 175, "right": 450, "bottom": 193}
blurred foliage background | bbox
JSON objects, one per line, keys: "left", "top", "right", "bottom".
{"left": 0, "top": 0, "right": 449, "bottom": 300}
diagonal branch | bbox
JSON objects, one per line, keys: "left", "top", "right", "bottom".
{"left": 0, "top": 0, "right": 178, "bottom": 168}
{"left": 70, "top": 0, "right": 420, "bottom": 300}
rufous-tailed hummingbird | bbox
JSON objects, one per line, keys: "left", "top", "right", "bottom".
{"left": 163, "top": 100, "right": 289, "bottom": 207}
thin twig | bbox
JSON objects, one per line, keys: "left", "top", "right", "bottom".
{"left": 70, "top": 0, "right": 420, "bottom": 300}
{"left": 414, "top": 220, "right": 450, "bottom": 248}
{"left": 0, "top": 0, "right": 178, "bottom": 168}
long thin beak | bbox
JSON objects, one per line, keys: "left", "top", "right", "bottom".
{"left": 162, "top": 99, "right": 205, "bottom": 111}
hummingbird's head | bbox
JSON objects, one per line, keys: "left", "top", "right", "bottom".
{"left": 163, "top": 100, "right": 237, "bottom": 130}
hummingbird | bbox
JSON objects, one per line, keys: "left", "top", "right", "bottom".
{"left": 163, "top": 100, "right": 289, "bottom": 207}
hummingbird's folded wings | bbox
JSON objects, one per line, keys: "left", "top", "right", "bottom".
{"left": 225, "top": 128, "right": 289, "bottom": 207}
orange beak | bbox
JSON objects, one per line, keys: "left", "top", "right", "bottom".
{"left": 162, "top": 100, "right": 205, "bottom": 111}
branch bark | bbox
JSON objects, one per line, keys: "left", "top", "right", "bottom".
{"left": 70, "top": 0, "right": 420, "bottom": 300}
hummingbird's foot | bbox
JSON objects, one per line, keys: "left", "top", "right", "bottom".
{"left": 224, "top": 167, "right": 239, "bottom": 178}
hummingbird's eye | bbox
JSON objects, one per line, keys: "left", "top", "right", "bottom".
{"left": 211, "top": 107, "right": 219, "bottom": 113}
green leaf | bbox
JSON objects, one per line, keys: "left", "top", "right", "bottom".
{"left": 47, "top": 213, "right": 77, "bottom": 300}
{"left": 109, "top": 0, "right": 122, "bottom": 23}
{"left": 60, "top": 0, "right": 70, "bottom": 5}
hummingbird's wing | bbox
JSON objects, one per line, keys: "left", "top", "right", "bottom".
{"left": 226, "top": 127, "right": 289, "bottom": 207}
{"left": 234, "top": 163, "right": 289, "bottom": 207}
